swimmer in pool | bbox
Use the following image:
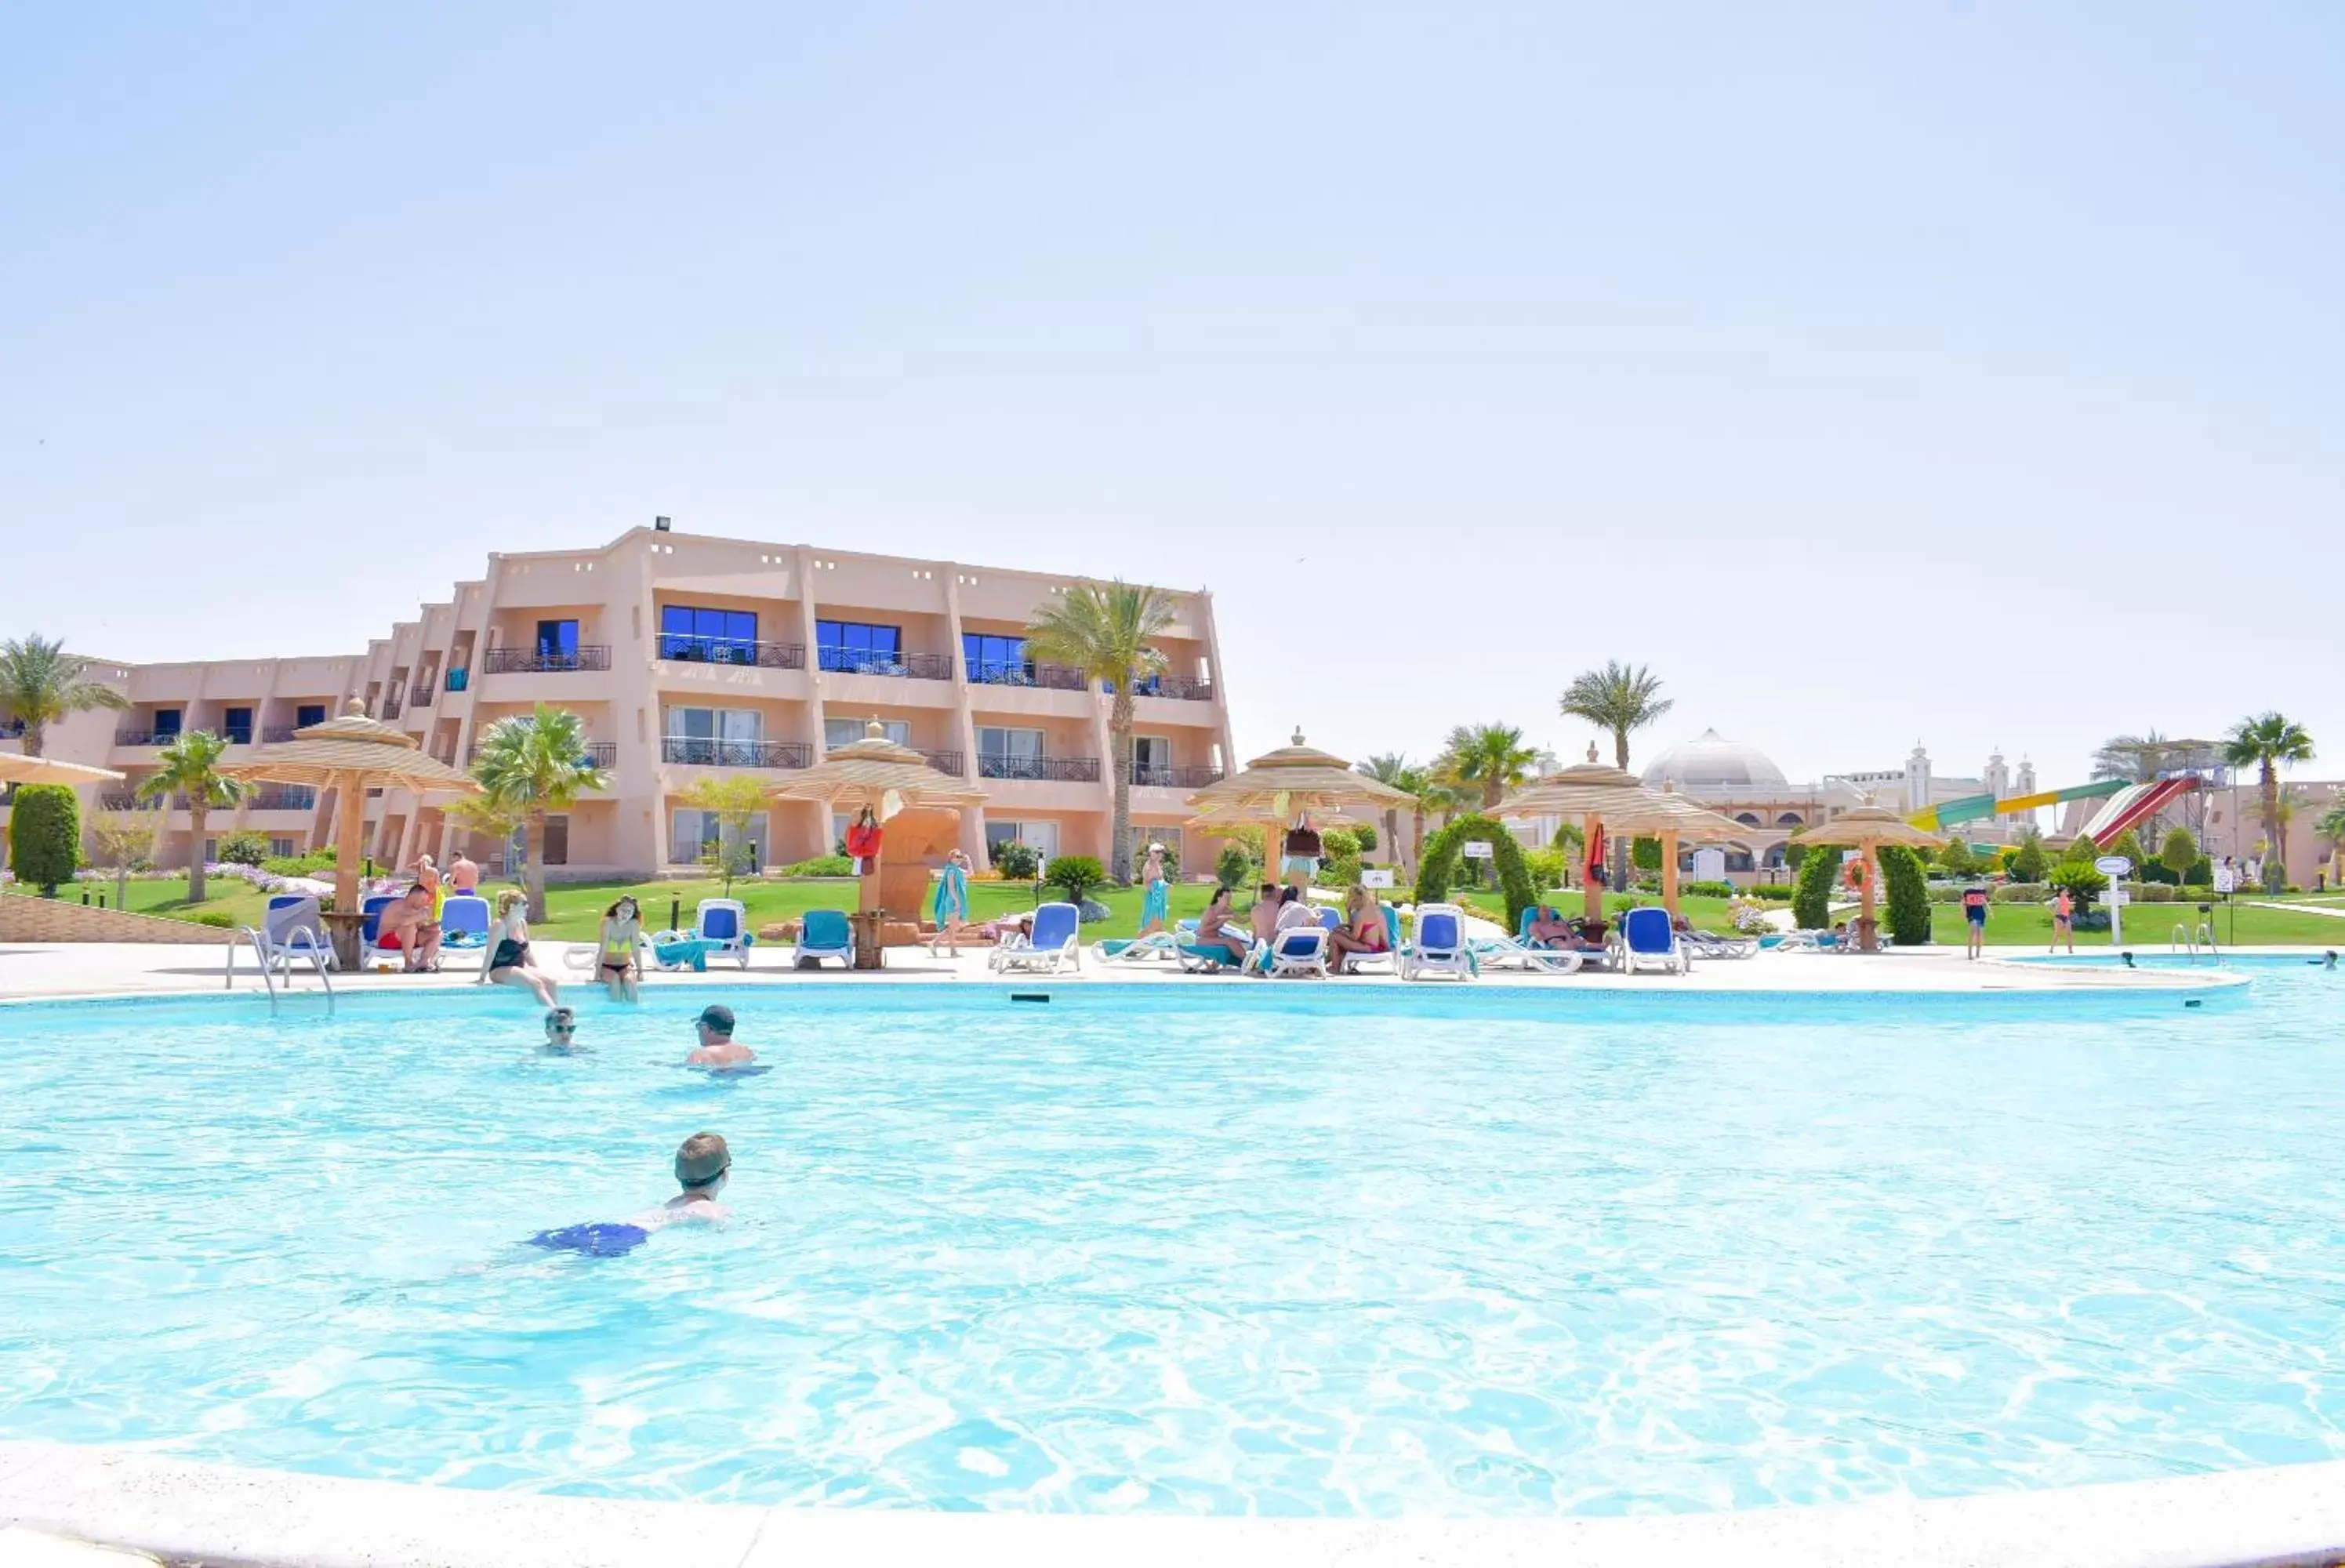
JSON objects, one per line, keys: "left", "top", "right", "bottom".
{"left": 524, "top": 1132, "right": 731, "bottom": 1257}
{"left": 541, "top": 1006, "right": 582, "bottom": 1052}
{"left": 684, "top": 1004, "right": 756, "bottom": 1071}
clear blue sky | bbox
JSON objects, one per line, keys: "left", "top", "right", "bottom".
{"left": 6, "top": 4, "right": 2340, "bottom": 791}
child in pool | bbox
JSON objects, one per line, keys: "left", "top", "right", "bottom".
{"left": 525, "top": 1132, "right": 731, "bottom": 1257}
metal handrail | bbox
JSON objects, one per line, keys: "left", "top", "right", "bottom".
{"left": 228, "top": 925, "right": 336, "bottom": 1013}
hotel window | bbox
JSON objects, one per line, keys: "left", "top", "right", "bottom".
{"left": 985, "top": 819, "right": 1059, "bottom": 860}
{"left": 660, "top": 604, "right": 758, "bottom": 662}
{"left": 962, "top": 633, "right": 1029, "bottom": 684}
{"left": 223, "top": 707, "right": 254, "bottom": 745}
{"left": 535, "top": 619, "right": 580, "bottom": 662}
{"left": 153, "top": 710, "right": 183, "bottom": 740}
{"left": 296, "top": 704, "right": 327, "bottom": 729}
{"left": 815, "top": 620, "right": 901, "bottom": 673}
{"left": 666, "top": 706, "right": 762, "bottom": 764}
{"left": 270, "top": 837, "right": 296, "bottom": 859}
{"left": 827, "top": 717, "right": 909, "bottom": 748}
{"left": 672, "top": 808, "right": 768, "bottom": 869}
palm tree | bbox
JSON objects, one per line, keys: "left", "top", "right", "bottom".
{"left": 1559, "top": 661, "right": 1672, "bottom": 771}
{"left": 2223, "top": 712, "right": 2314, "bottom": 894}
{"left": 1356, "top": 753, "right": 1415, "bottom": 869}
{"left": 137, "top": 730, "right": 245, "bottom": 902}
{"left": 0, "top": 634, "right": 130, "bottom": 756}
{"left": 1406, "top": 768, "right": 1465, "bottom": 871}
{"left": 470, "top": 704, "right": 612, "bottom": 920}
{"left": 1436, "top": 723, "right": 1538, "bottom": 810}
{"left": 1022, "top": 582, "right": 1175, "bottom": 884}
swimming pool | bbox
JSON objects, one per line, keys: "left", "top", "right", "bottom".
{"left": 3, "top": 974, "right": 2340, "bottom": 1517}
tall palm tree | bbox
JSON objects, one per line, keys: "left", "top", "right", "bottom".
{"left": 2223, "top": 712, "right": 2314, "bottom": 894}
{"left": 470, "top": 704, "right": 612, "bottom": 920}
{"left": 1356, "top": 753, "right": 1415, "bottom": 869}
{"left": 1407, "top": 768, "right": 1465, "bottom": 870}
{"left": 1559, "top": 661, "right": 1673, "bottom": 770}
{"left": 137, "top": 730, "right": 245, "bottom": 902}
{"left": 1022, "top": 581, "right": 1175, "bottom": 884}
{"left": 1437, "top": 724, "right": 1538, "bottom": 809}
{"left": 0, "top": 634, "right": 130, "bottom": 757}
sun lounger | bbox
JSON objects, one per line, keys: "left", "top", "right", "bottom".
{"left": 1465, "top": 909, "right": 1589, "bottom": 975}
{"left": 259, "top": 894, "right": 338, "bottom": 974}
{"left": 1678, "top": 924, "right": 1757, "bottom": 960}
{"left": 794, "top": 909, "right": 855, "bottom": 970}
{"left": 996, "top": 902, "right": 1080, "bottom": 974}
{"left": 1402, "top": 903, "right": 1475, "bottom": 981}
{"left": 1264, "top": 925, "right": 1329, "bottom": 978}
{"left": 1332, "top": 903, "right": 1402, "bottom": 974}
{"left": 1096, "top": 931, "right": 1182, "bottom": 964}
{"left": 1619, "top": 906, "right": 1690, "bottom": 975}
{"left": 358, "top": 893, "right": 401, "bottom": 967}
{"left": 695, "top": 898, "right": 753, "bottom": 968}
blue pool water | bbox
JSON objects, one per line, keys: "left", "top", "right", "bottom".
{"left": 3, "top": 975, "right": 2341, "bottom": 1515}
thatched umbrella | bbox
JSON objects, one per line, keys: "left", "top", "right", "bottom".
{"left": 223, "top": 700, "right": 480, "bottom": 964}
{"left": 0, "top": 755, "right": 124, "bottom": 787}
{"left": 1574, "top": 788, "right": 1754, "bottom": 919}
{"left": 1184, "top": 731, "right": 1414, "bottom": 890}
{"left": 1790, "top": 804, "right": 1942, "bottom": 952}
{"left": 1492, "top": 750, "right": 1658, "bottom": 921}
{"left": 769, "top": 721, "right": 987, "bottom": 927}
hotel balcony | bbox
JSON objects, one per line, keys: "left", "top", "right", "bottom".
{"left": 1126, "top": 764, "right": 1225, "bottom": 789}
{"left": 655, "top": 634, "right": 806, "bottom": 670}
{"left": 467, "top": 741, "right": 618, "bottom": 768}
{"left": 920, "top": 748, "right": 965, "bottom": 776}
{"left": 978, "top": 754, "right": 1102, "bottom": 783}
{"left": 481, "top": 645, "right": 613, "bottom": 675}
{"left": 261, "top": 725, "right": 299, "bottom": 744}
{"left": 659, "top": 737, "right": 811, "bottom": 770}
{"left": 247, "top": 787, "right": 320, "bottom": 812}
{"left": 114, "top": 729, "right": 172, "bottom": 748}
{"left": 815, "top": 648, "right": 951, "bottom": 680}
{"left": 964, "top": 659, "right": 1088, "bottom": 691}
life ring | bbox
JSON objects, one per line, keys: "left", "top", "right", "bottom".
{"left": 1842, "top": 858, "right": 1868, "bottom": 891}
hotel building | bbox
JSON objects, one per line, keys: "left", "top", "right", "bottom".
{"left": 5, "top": 526, "right": 1236, "bottom": 879}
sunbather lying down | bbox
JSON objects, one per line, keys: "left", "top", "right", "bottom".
{"left": 1526, "top": 906, "right": 1606, "bottom": 951}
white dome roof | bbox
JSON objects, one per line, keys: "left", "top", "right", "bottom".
{"left": 1640, "top": 729, "right": 1790, "bottom": 794}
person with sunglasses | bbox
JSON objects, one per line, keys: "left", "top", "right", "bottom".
{"left": 540, "top": 1007, "right": 582, "bottom": 1052}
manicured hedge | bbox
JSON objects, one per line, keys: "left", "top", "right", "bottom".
{"left": 1878, "top": 844, "right": 1931, "bottom": 946}
{"left": 1792, "top": 840, "right": 1842, "bottom": 930}
{"left": 1415, "top": 814, "right": 1535, "bottom": 931}
{"left": 8, "top": 784, "right": 80, "bottom": 895}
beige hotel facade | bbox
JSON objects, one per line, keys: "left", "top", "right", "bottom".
{"left": 5, "top": 526, "right": 1237, "bottom": 880}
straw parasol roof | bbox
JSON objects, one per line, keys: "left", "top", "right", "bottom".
{"left": 1183, "top": 730, "right": 1413, "bottom": 825}
{"left": 224, "top": 702, "right": 481, "bottom": 794}
{"left": 1585, "top": 789, "right": 1754, "bottom": 840}
{"left": 1789, "top": 804, "right": 1943, "bottom": 849}
{"left": 768, "top": 721, "right": 988, "bottom": 811}
{"left": 1491, "top": 756, "right": 1651, "bottom": 818}
{"left": 0, "top": 754, "right": 125, "bottom": 787}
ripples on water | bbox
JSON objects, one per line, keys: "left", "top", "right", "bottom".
{"left": 2, "top": 976, "right": 2341, "bottom": 1514}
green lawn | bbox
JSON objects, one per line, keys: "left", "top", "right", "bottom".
{"left": 4, "top": 877, "right": 274, "bottom": 929}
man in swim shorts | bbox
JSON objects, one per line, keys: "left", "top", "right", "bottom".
{"left": 685, "top": 1004, "right": 756, "bottom": 1069}
{"left": 1961, "top": 884, "right": 1989, "bottom": 960}
{"left": 525, "top": 1132, "right": 732, "bottom": 1257}
{"left": 377, "top": 884, "right": 444, "bottom": 971}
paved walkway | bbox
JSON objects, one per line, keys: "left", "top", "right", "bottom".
{"left": 0, "top": 937, "right": 2249, "bottom": 1004}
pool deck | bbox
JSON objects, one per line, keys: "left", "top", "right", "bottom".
{"left": 0, "top": 937, "right": 2267, "bottom": 1003}
{"left": 3, "top": 1439, "right": 2343, "bottom": 1568}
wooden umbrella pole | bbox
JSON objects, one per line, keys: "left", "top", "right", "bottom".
{"left": 326, "top": 768, "right": 371, "bottom": 970}
{"left": 1661, "top": 829, "right": 1681, "bottom": 920}
{"left": 1860, "top": 843, "right": 1880, "bottom": 952}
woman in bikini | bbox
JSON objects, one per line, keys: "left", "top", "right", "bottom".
{"left": 596, "top": 896, "right": 644, "bottom": 1001}
{"left": 1325, "top": 884, "right": 1391, "bottom": 970}
{"left": 1191, "top": 885, "right": 1252, "bottom": 966}
{"left": 478, "top": 889, "right": 560, "bottom": 1007}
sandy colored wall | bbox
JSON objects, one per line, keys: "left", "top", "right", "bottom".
{"left": 0, "top": 896, "right": 236, "bottom": 945}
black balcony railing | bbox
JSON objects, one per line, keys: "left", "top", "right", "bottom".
{"left": 657, "top": 634, "right": 807, "bottom": 669}
{"left": 222, "top": 728, "right": 253, "bottom": 746}
{"left": 661, "top": 737, "right": 813, "bottom": 770}
{"left": 978, "top": 754, "right": 1102, "bottom": 782}
{"left": 1127, "top": 764, "right": 1225, "bottom": 789}
{"left": 921, "top": 748, "right": 965, "bottom": 775}
{"left": 96, "top": 790, "right": 141, "bottom": 811}
{"left": 379, "top": 691, "right": 402, "bottom": 719}
{"left": 261, "top": 725, "right": 298, "bottom": 744}
{"left": 816, "top": 647, "right": 952, "bottom": 680}
{"left": 249, "top": 788, "right": 319, "bottom": 811}
{"left": 467, "top": 741, "right": 619, "bottom": 769}
{"left": 114, "top": 729, "right": 173, "bottom": 747}
{"left": 964, "top": 659, "right": 1088, "bottom": 690}
{"left": 409, "top": 681, "right": 437, "bottom": 707}
{"left": 1142, "top": 675, "right": 1215, "bottom": 701}
{"left": 482, "top": 645, "right": 614, "bottom": 675}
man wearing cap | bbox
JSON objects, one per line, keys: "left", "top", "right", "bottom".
{"left": 685, "top": 1004, "right": 756, "bottom": 1069}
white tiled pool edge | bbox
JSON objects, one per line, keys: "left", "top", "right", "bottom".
{"left": 4, "top": 1443, "right": 2343, "bottom": 1568}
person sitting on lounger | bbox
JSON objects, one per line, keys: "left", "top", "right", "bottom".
{"left": 1192, "top": 885, "right": 1252, "bottom": 964}
{"left": 1326, "top": 885, "right": 1390, "bottom": 969}
{"left": 1526, "top": 904, "right": 1577, "bottom": 949}
{"left": 1273, "top": 886, "right": 1320, "bottom": 932}
{"left": 377, "top": 884, "right": 444, "bottom": 972}
{"left": 1249, "top": 883, "right": 1283, "bottom": 946}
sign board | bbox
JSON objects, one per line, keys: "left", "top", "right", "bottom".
{"left": 1360, "top": 868, "right": 1396, "bottom": 889}
{"left": 1461, "top": 840, "right": 1494, "bottom": 860}
{"left": 1691, "top": 847, "right": 1727, "bottom": 883}
{"left": 2095, "top": 856, "right": 2133, "bottom": 877}
{"left": 2105, "top": 890, "right": 2130, "bottom": 906}
{"left": 2213, "top": 866, "right": 2238, "bottom": 894}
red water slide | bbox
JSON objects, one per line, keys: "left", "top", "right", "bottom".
{"left": 2082, "top": 775, "right": 2201, "bottom": 845}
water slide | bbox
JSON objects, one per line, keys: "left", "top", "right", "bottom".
{"left": 1909, "top": 777, "right": 2127, "bottom": 833}
{"left": 2078, "top": 775, "right": 2202, "bottom": 845}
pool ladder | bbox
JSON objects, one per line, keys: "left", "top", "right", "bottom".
{"left": 2169, "top": 922, "right": 2218, "bottom": 961}
{"left": 227, "top": 927, "right": 336, "bottom": 1014}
